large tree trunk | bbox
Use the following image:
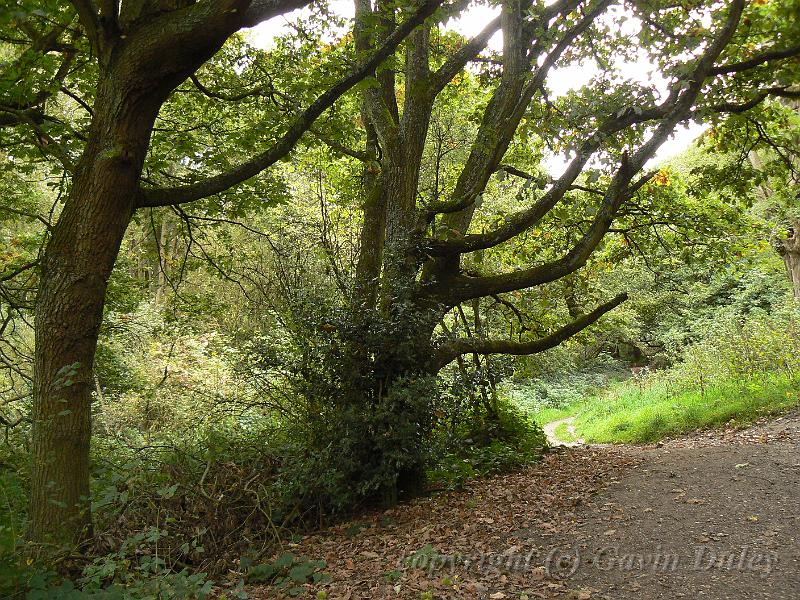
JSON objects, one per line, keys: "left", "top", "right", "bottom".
{"left": 29, "top": 77, "right": 158, "bottom": 544}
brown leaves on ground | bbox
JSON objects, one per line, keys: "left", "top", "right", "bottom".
{"left": 239, "top": 411, "right": 800, "bottom": 599}
{"left": 245, "top": 446, "right": 638, "bottom": 600}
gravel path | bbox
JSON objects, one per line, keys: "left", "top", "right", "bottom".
{"left": 550, "top": 411, "right": 800, "bottom": 599}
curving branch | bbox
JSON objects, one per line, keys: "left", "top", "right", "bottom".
{"left": 0, "top": 107, "right": 45, "bottom": 128}
{"left": 428, "top": 15, "right": 502, "bottom": 95}
{"left": 310, "top": 128, "right": 370, "bottom": 162}
{"left": 422, "top": 166, "right": 655, "bottom": 306}
{"left": 710, "top": 43, "right": 800, "bottom": 76}
{"left": 422, "top": 104, "right": 668, "bottom": 256}
{"left": 1, "top": 260, "right": 40, "bottom": 284}
{"left": 433, "top": 292, "right": 628, "bottom": 370}
{"left": 706, "top": 86, "right": 800, "bottom": 115}
{"left": 188, "top": 73, "right": 268, "bottom": 102}
{"left": 137, "top": 0, "right": 445, "bottom": 208}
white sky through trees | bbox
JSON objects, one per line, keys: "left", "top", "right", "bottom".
{"left": 249, "top": 1, "right": 706, "bottom": 175}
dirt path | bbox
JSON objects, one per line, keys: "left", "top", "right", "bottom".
{"left": 248, "top": 411, "right": 800, "bottom": 600}
{"left": 543, "top": 416, "right": 584, "bottom": 447}
{"left": 546, "top": 413, "right": 800, "bottom": 599}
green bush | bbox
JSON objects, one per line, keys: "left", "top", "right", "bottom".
{"left": 427, "top": 397, "right": 546, "bottom": 489}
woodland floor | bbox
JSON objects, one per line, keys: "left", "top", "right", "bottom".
{"left": 248, "top": 411, "right": 800, "bottom": 600}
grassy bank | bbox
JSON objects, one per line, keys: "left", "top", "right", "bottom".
{"left": 558, "top": 373, "right": 799, "bottom": 444}
{"left": 523, "top": 306, "right": 800, "bottom": 444}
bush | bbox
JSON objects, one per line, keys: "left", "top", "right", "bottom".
{"left": 427, "top": 397, "right": 547, "bottom": 490}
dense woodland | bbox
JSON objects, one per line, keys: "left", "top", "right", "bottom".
{"left": 1, "top": 0, "right": 799, "bottom": 597}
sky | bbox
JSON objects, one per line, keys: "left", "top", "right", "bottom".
{"left": 249, "top": 1, "right": 706, "bottom": 175}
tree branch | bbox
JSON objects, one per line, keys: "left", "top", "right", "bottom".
{"left": 137, "top": 0, "right": 445, "bottom": 208}
{"left": 1, "top": 260, "right": 40, "bottom": 284}
{"left": 310, "top": 128, "right": 369, "bottom": 162}
{"left": 706, "top": 86, "right": 800, "bottom": 115}
{"left": 188, "top": 73, "right": 267, "bottom": 102}
{"left": 68, "top": 0, "right": 102, "bottom": 53}
{"left": 425, "top": 0, "right": 612, "bottom": 220}
{"left": 428, "top": 15, "right": 502, "bottom": 94}
{"left": 0, "top": 107, "right": 45, "bottom": 128}
{"left": 434, "top": 292, "right": 628, "bottom": 369}
{"left": 710, "top": 43, "right": 800, "bottom": 75}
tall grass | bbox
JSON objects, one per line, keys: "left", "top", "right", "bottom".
{"left": 575, "top": 374, "right": 798, "bottom": 443}
{"left": 547, "top": 304, "right": 800, "bottom": 443}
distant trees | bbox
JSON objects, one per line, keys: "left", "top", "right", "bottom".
{"left": 704, "top": 95, "right": 800, "bottom": 296}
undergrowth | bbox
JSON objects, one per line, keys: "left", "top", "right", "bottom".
{"left": 525, "top": 306, "right": 800, "bottom": 444}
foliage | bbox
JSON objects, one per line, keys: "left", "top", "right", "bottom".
{"left": 504, "top": 353, "right": 628, "bottom": 413}
{"left": 428, "top": 397, "right": 547, "bottom": 490}
{"left": 241, "top": 286, "right": 442, "bottom": 513}
{"left": 1, "top": 0, "right": 800, "bottom": 593}
{"left": 244, "top": 552, "right": 330, "bottom": 593}
{"left": 535, "top": 301, "right": 800, "bottom": 444}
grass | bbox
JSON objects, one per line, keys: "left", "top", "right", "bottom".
{"left": 530, "top": 405, "right": 576, "bottom": 427}
{"left": 527, "top": 373, "right": 800, "bottom": 445}
{"left": 553, "top": 421, "right": 577, "bottom": 443}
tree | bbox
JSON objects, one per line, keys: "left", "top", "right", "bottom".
{"left": 706, "top": 97, "right": 800, "bottom": 296}
{"left": 0, "top": 0, "right": 445, "bottom": 545}
{"left": 309, "top": 0, "right": 800, "bottom": 494}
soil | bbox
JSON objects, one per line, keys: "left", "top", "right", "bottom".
{"left": 247, "top": 410, "right": 800, "bottom": 599}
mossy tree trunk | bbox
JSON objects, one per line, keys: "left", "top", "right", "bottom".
{"left": 29, "top": 76, "right": 157, "bottom": 543}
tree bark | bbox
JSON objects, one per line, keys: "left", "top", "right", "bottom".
{"left": 29, "top": 74, "right": 159, "bottom": 544}
{"left": 780, "top": 222, "right": 800, "bottom": 299}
